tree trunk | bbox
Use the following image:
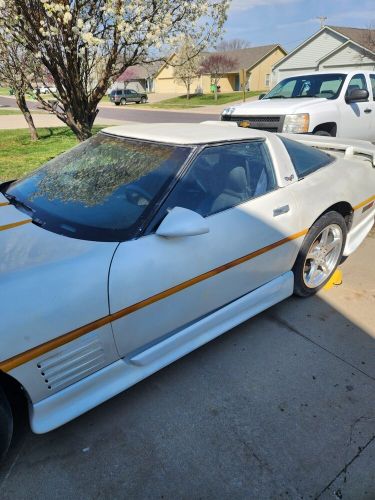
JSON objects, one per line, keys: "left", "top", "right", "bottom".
{"left": 15, "top": 92, "right": 38, "bottom": 141}
{"left": 187, "top": 83, "right": 190, "bottom": 100}
{"left": 214, "top": 87, "right": 218, "bottom": 101}
{"left": 64, "top": 108, "right": 98, "bottom": 142}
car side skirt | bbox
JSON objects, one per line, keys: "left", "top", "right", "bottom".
{"left": 343, "top": 209, "right": 375, "bottom": 256}
{"left": 30, "top": 272, "right": 293, "bottom": 434}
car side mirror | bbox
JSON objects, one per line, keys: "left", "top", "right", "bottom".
{"left": 156, "top": 207, "right": 209, "bottom": 238}
{"left": 258, "top": 93, "right": 266, "bottom": 100}
{"left": 345, "top": 88, "right": 369, "bottom": 103}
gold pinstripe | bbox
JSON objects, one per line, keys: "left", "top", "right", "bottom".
{"left": 0, "top": 228, "right": 308, "bottom": 372}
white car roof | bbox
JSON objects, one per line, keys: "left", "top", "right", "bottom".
{"left": 102, "top": 122, "right": 271, "bottom": 145}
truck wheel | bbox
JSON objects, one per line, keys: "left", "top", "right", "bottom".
{"left": 314, "top": 130, "right": 332, "bottom": 137}
{"left": 293, "top": 211, "right": 346, "bottom": 297}
{"left": 140, "top": 97, "right": 147, "bottom": 104}
{"left": 0, "top": 386, "right": 13, "bottom": 461}
{"left": 120, "top": 98, "right": 126, "bottom": 105}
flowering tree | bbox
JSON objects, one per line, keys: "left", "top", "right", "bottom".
{"left": 0, "top": 0, "right": 229, "bottom": 141}
{"left": 200, "top": 53, "right": 237, "bottom": 101}
{"left": 173, "top": 40, "right": 202, "bottom": 99}
{"left": 117, "top": 67, "right": 138, "bottom": 89}
{"left": 0, "top": 39, "right": 38, "bottom": 140}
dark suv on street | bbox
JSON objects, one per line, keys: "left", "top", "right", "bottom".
{"left": 110, "top": 88, "right": 148, "bottom": 105}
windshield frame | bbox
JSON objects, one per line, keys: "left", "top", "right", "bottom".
{"left": 263, "top": 73, "right": 347, "bottom": 100}
{"left": 4, "top": 133, "right": 196, "bottom": 242}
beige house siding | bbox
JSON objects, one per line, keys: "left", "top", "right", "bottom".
{"left": 248, "top": 47, "right": 286, "bottom": 91}
{"left": 155, "top": 46, "right": 286, "bottom": 94}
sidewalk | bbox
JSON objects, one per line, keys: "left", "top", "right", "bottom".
{"left": 0, "top": 113, "right": 125, "bottom": 130}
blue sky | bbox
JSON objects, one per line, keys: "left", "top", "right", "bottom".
{"left": 223, "top": 0, "right": 375, "bottom": 51}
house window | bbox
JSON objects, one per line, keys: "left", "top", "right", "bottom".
{"left": 265, "top": 74, "right": 270, "bottom": 87}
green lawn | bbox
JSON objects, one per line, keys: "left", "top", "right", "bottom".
{"left": 148, "top": 91, "right": 262, "bottom": 109}
{"left": 0, "top": 126, "right": 103, "bottom": 182}
{"left": 0, "top": 87, "right": 11, "bottom": 96}
{"left": 0, "top": 109, "right": 23, "bottom": 115}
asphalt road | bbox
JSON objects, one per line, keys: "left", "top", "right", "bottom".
{"left": 0, "top": 96, "right": 216, "bottom": 123}
{"left": 0, "top": 236, "right": 374, "bottom": 499}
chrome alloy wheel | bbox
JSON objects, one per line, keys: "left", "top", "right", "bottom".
{"left": 303, "top": 224, "right": 343, "bottom": 288}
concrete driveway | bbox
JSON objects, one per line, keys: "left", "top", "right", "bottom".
{"left": 0, "top": 231, "right": 374, "bottom": 499}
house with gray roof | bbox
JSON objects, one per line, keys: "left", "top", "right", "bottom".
{"left": 273, "top": 25, "right": 375, "bottom": 84}
{"left": 155, "top": 44, "right": 287, "bottom": 94}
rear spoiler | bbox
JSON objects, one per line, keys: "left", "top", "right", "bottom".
{"left": 295, "top": 139, "right": 375, "bottom": 167}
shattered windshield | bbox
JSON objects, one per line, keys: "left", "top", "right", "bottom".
{"left": 5, "top": 133, "right": 192, "bottom": 241}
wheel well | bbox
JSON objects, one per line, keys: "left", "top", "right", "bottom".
{"left": 312, "top": 122, "right": 337, "bottom": 136}
{"left": 321, "top": 202, "right": 354, "bottom": 230}
{"left": 0, "top": 371, "right": 29, "bottom": 421}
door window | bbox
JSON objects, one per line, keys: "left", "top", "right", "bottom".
{"left": 346, "top": 74, "right": 368, "bottom": 96}
{"left": 164, "top": 141, "right": 276, "bottom": 217}
{"left": 370, "top": 74, "right": 375, "bottom": 100}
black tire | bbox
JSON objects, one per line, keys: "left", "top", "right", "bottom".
{"left": 314, "top": 130, "right": 332, "bottom": 137}
{"left": 140, "top": 97, "right": 147, "bottom": 104}
{"left": 293, "top": 211, "right": 347, "bottom": 297}
{"left": 115, "top": 102, "right": 120, "bottom": 106}
{"left": 0, "top": 386, "right": 13, "bottom": 462}
{"left": 120, "top": 98, "right": 126, "bottom": 105}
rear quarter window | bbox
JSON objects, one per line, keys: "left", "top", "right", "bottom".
{"left": 279, "top": 136, "right": 334, "bottom": 178}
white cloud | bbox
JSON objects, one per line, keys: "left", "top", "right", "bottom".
{"left": 278, "top": 18, "right": 318, "bottom": 29}
{"left": 230, "top": 0, "right": 300, "bottom": 12}
{"left": 329, "top": 9, "right": 375, "bottom": 22}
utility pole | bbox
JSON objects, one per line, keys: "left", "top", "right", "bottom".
{"left": 317, "top": 16, "right": 327, "bottom": 29}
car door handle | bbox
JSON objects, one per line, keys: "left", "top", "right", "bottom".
{"left": 273, "top": 205, "right": 290, "bottom": 217}
{"left": 364, "top": 108, "right": 372, "bottom": 114}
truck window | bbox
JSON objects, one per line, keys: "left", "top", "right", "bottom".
{"left": 370, "top": 75, "right": 375, "bottom": 101}
{"left": 266, "top": 74, "right": 346, "bottom": 100}
{"left": 346, "top": 74, "right": 368, "bottom": 96}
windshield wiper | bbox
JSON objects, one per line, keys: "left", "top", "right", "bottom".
{"left": 267, "top": 95, "right": 286, "bottom": 99}
{"left": 5, "top": 193, "right": 35, "bottom": 216}
{"left": 5, "top": 193, "right": 46, "bottom": 227}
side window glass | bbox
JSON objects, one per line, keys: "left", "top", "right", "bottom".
{"left": 370, "top": 75, "right": 375, "bottom": 101}
{"left": 165, "top": 141, "right": 276, "bottom": 217}
{"left": 346, "top": 74, "right": 368, "bottom": 95}
{"left": 279, "top": 137, "right": 334, "bottom": 178}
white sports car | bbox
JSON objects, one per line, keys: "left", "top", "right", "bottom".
{"left": 0, "top": 122, "right": 374, "bottom": 459}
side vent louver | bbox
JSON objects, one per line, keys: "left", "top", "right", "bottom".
{"left": 37, "top": 335, "right": 105, "bottom": 391}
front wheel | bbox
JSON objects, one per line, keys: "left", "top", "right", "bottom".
{"left": 120, "top": 98, "right": 126, "bottom": 105}
{"left": 293, "top": 211, "right": 347, "bottom": 297}
{"left": 140, "top": 97, "right": 147, "bottom": 104}
{"left": 0, "top": 386, "right": 13, "bottom": 462}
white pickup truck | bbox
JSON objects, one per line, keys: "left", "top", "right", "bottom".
{"left": 221, "top": 71, "right": 375, "bottom": 140}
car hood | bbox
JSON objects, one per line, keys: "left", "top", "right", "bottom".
{"left": 228, "top": 97, "right": 328, "bottom": 115}
{"left": 0, "top": 193, "right": 118, "bottom": 362}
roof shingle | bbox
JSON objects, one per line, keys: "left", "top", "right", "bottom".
{"left": 329, "top": 25, "right": 375, "bottom": 53}
{"left": 201, "top": 44, "right": 285, "bottom": 72}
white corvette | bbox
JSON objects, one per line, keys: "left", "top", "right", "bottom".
{"left": 0, "top": 122, "right": 374, "bottom": 459}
